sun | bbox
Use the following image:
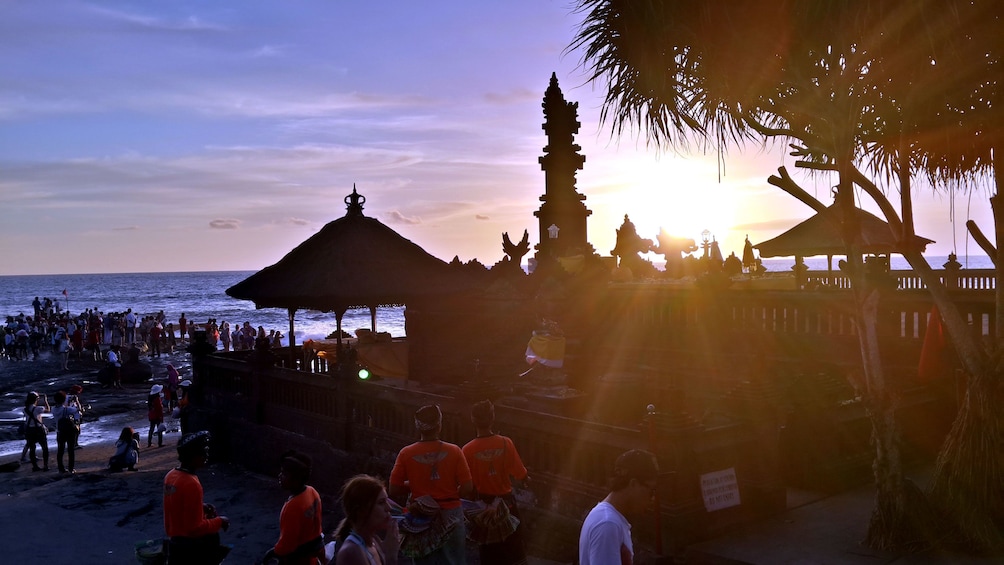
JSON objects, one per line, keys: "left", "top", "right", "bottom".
{"left": 589, "top": 155, "right": 739, "bottom": 256}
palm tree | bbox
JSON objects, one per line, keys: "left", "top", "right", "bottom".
{"left": 570, "top": 0, "right": 1002, "bottom": 551}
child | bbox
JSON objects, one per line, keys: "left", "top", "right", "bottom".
{"left": 109, "top": 427, "right": 140, "bottom": 472}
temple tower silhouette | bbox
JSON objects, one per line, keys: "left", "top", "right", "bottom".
{"left": 534, "top": 73, "right": 594, "bottom": 262}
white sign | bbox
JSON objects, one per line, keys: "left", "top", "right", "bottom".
{"left": 700, "top": 467, "right": 741, "bottom": 512}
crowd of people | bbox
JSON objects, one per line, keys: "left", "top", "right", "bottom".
{"left": 1, "top": 298, "right": 287, "bottom": 366}
{"left": 155, "top": 400, "right": 539, "bottom": 565}
{"left": 156, "top": 398, "right": 656, "bottom": 565}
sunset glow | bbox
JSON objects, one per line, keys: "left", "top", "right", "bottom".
{"left": 0, "top": 1, "right": 992, "bottom": 275}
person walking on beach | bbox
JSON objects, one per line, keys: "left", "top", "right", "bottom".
{"left": 87, "top": 324, "right": 101, "bottom": 361}
{"left": 332, "top": 474, "right": 402, "bottom": 565}
{"left": 166, "top": 363, "right": 181, "bottom": 409}
{"left": 70, "top": 323, "right": 83, "bottom": 360}
{"left": 163, "top": 430, "right": 231, "bottom": 565}
{"left": 462, "top": 399, "right": 529, "bottom": 565}
{"left": 389, "top": 404, "right": 473, "bottom": 565}
{"left": 150, "top": 321, "right": 163, "bottom": 357}
{"left": 54, "top": 323, "right": 70, "bottom": 370}
{"left": 107, "top": 345, "right": 123, "bottom": 388}
{"left": 261, "top": 450, "right": 325, "bottom": 565}
{"left": 125, "top": 309, "right": 136, "bottom": 344}
{"left": 179, "top": 313, "right": 188, "bottom": 343}
{"left": 578, "top": 449, "right": 659, "bottom": 565}
{"left": 109, "top": 427, "right": 140, "bottom": 471}
{"left": 23, "top": 391, "right": 50, "bottom": 472}
{"left": 220, "top": 321, "right": 231, "bottom": 352}
{"left": 52, "top": 390, "right": 82, "bottom": 474}
{"left": 148, "top": 385, "right": 165, "bottom": 448}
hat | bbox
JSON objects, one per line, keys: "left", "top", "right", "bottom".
{"left": 613, "top": 449, "right": 659, "bottom": 483}
{"left": 179, "top": 380, "right": 192, "bottom": 387}
{"left": 414, "top": 405, "right": 442, "bottom": 432}
{"left": 150, "top": 384, "right": 164, "bottom": 395}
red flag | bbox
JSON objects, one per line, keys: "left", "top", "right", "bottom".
{"left": 918, "top": 304, "right": 946, "bottom": 382}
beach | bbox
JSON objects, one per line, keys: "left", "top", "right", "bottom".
{"left": 0, "top": 348, "right": 304, "bottom": 564}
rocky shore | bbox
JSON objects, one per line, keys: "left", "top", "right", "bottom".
{"left": 0, "top": 348, "right": 293, "bottom": 564}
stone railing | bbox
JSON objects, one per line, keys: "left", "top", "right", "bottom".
{"left": 567, "top": 284, "right": 992, "bottom": 388}
{"left": 804, "top": 268, "right": 995, "bottom": 291}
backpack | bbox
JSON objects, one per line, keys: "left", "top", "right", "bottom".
{"left": 57, "top": 410, "right": 80, "bottom": 436}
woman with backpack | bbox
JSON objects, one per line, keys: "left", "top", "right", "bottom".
{"left": 52, "top": 390, "right": 82, "bottom": 474}
{"left": 23, "top": 391, "right": 50, "bottom": 472}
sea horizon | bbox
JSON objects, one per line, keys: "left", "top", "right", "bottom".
{"left": 2, "top": 251, "right": 995, "bottom": 278}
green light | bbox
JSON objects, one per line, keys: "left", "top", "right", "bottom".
{"left": 357, "top": 368, "right": 371, "bottom": 380}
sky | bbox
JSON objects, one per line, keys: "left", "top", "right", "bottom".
{"left": 0, "top": 1, "right": 995, "bottom": 276}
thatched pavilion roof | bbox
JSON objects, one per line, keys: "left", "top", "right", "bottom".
{"left": 226, "top": 187, "right": 471, "bottom": 313}
{"left": 754, "top": 204, "right": 933, "bottom": 259}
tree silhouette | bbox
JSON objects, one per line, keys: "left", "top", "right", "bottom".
{"left": 571, "top": 0, "right": 1002, "bottom": 551}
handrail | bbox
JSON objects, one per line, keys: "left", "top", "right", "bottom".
{"left": 801, "top": 268, "right": 995, "bottom": 291}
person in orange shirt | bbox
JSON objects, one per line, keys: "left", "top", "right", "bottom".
{"left": 389, "top": 404, "right": 473, "bottom": 565}
{"left": 462, "top": 399, "right": 530, "bottom": 565}
{"left": 262, "top": 450, "right": 325, "bottom": 565}
{"left": 163, "top": 431, "right": 231, "bottom": 565}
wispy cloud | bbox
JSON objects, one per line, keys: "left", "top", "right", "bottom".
{"left": 384, "top": 211, "right": 421, "bottom": 225}
{"left": 475, "top": 214, "right": 490, "bottom": 220}
{"left": 87, "top": 6, "right": 228, "bottom": 32}
{"left": 250, "top": 45, "right": 284, "bottom": 58}
{"left": 210, "top": 219, "right": 241, "bottom": 230}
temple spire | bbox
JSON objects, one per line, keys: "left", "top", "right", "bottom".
{"left": 344, "top": 184, "right": 366, "bottom": 217}
{"left": 534, "top": 73, "right": 593, "bottom": 262}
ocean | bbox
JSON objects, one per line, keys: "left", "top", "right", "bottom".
{"left": 0, "top": 253, "right": 992, "bottom": 346}
{"left": 0, "top": 271, "right": 406, "bottom": 346}
{"left": 760, "top": 253, "right": 994, "bottom": 272}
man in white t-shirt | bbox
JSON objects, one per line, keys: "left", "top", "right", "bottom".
{"left": 124, "top": 309, "right": 137, "bottom": 344}
{"left": 578, "top": 449, "right": 659, "bottom": 565}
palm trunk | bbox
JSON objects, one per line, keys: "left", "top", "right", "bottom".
{"left": 854, "top": 271, "right": 920, "bottom": 550}
{"left": 926, "top": 152, "right": 1004, "bottom": 551}
{"left": 831, "top": 155, "right": 916, "bottom": 549}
